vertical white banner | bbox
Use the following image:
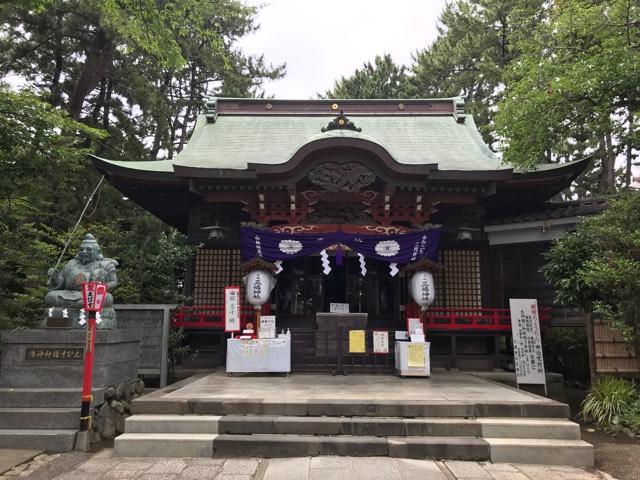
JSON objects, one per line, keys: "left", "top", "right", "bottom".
{"left": 509, "top": 299, "right": 546, "bottom": 386}
{"left": 225, "top": 286, "right": 241, "bottom": 332}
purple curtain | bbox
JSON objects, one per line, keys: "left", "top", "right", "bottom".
{"left": 240, "top": 227, "right": 441, "bottom": 265}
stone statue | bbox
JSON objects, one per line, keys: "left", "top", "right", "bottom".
{"left": 44, "top": 234, "right": 118, "bottom": 328}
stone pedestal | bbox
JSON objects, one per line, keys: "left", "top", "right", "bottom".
{"left": 0, "top": 328, "right": 142, "bottom": 388}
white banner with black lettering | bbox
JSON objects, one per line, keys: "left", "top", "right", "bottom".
{"left": 509, "top": 298, "right": 546, "bottom": 386}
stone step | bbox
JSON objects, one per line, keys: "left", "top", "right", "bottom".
{"left": 114, "top": 432, "right": 594, "bottom": 466}
{"left": 132, "top": 397, "right": 570, "bottom": 418}
{"left": 114, "top": 433, "right": 218, "bottom": 458}
{"left": 486, "top": 438, "right": 594, "bottom": 467}
{"left": 125, "top": 414, "right": 581, "bottom": 440}
{"left": 114, "top": 432, "right": 488, "bottom": 460}
{"left": 0, "top": 388, "right": 104, "bottom": 408}
{"left": 214, "top": 434, "right": 489, "bottom": 460}
{"left": 0, "top": 429, "right": 77, "bottom": 452}
{"left": 0, "top": 408, "right": 79, "bottom": 429}
{"left": 478, "top": 418, "right": 581, "bottom": 440}
{"left": 126, "top": 415, "right": 221, "bottom": 434}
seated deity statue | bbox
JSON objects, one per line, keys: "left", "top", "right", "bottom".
{"left": 45, "top": 233, "right": 118, "bottom": 311}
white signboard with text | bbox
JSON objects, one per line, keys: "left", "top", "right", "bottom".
{"left": 509, "top": 298, "right": 546, "bottom": 386}
{"left": 330, "top": 303, "right": 350, "bottom": 314}
{"left": 224, "top": 286, "right": 241, "bottom": 332}
{"left": 373, "top": 331, "right": 389, "bottom": 354}
{"left": 259, "top": 315, "right": 276, "bottom": 339}
{"left": 407, "top": 318, "right": 422, "bottom": 335}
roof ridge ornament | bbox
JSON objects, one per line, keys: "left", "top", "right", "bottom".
{"left": 453, "top": 98, "right": 466, "bottom": 123}
{"left": 204, "top": 97, "right": 218, "bottom": 123}
{"left": 321, "top": 110, "right": 362, "bottom": 133}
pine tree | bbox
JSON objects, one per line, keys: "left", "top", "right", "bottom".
{"left": 323, "top": 54, "right": 411, "bottom": 99}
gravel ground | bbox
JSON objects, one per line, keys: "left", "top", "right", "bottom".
{"left": 581, "top": 428, "right": 640, "bottom": 480}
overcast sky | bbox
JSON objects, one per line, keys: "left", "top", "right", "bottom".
{"left": 238, "top": 0, "right": 449, "bottom": 98}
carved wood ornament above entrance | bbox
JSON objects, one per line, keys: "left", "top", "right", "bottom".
{"left": 308, "top": 162, "right": 376, "bottom": 192}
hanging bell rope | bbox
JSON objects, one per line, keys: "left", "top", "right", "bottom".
{"left": 53, "top": 175, "right": 106, "bottom": 270}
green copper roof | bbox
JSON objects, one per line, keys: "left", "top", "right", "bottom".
{"left": 97, "top": 97, "right": 511, "bottom": 174}
{"left": 94, "top": 98, "right": 590, "bottom": 180}
{"left": 169, "top": 114, "right": 505, "bottom": 171}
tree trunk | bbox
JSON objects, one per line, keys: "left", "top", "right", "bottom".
{"left": 177, "top": 64, "right": 198, "bottom": 153}
{"left": 626, "top": 110, "right": 634, "bottom": 188}
{"left": 67, "top": 29, "right": 114, "bottom": 120}
{"left": 150, "top": 73, "right": 173, "bottom": 160}
{"left": 48, "top": 12, "right": 65, "bottom": 108}
{"left": 605, "top": 131, "right": 616, "bottom": 193}
{"left": 598, "top": 133, "right": 616, "bottom": 194}
{"left": 103, "top": 78, "right": 112, "bottom": 130}
{"left": 90, "top": 78, "right": 106, "bottom": 125}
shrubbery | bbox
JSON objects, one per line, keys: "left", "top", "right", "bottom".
{"left": 581, "top": 376, "right": 640, "bottom": 436}
{"left": 543, "top": 327, "right": 590, "bottom": 386}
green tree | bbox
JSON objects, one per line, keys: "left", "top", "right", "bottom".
{"left": 0, "top": 87, "right": 104, "bottom": 327}
{"left": 411, "top": 0, "right": 546, "bottom": 149}
{"left": 495, "top": 0, "right": 640, "bottom": 194}
{"left": 0, "top": 0, "right": 284, "bottom": 156}
{"left": 543, "top": 194, "right": 640, "bottom": 343}
{"left": 323, "top": 54, "right": 411, "bottom": 99}
{"left": 0, "top": 0, "right": 282, "bottom": 324}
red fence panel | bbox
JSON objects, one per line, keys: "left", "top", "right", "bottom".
{"left": 405, "top": 302, "right": 551, "bottom": 331}
{"left": 172, "top": 303, "right": 550, "bottom": 331}
{"left": 172, "top": 304, "right": 271, "bottom": 329}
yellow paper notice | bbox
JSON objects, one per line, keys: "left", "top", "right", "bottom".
{"left": 408, "top": 343, "right": 425, "bottom": 367}
{"left": 349, "top": 330, "right": 366, "bottom": 353}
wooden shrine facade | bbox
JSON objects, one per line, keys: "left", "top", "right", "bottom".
{"left": 93, "top": 97, "right": 596, "bottom": 370}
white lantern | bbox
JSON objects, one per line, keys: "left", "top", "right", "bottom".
{"left": 243, "top": 269, "right": 276, "bottom": 309}
{"left": 409, "top": 270, "right": 435, "bottom": 311}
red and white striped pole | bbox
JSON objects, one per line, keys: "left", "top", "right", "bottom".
{"left": 79, "top": 282, "right": 108, "bottom": 435}
{"left": 79, "top": 310, "right": 96, "bottom": 431}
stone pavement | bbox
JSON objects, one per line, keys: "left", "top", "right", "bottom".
{"left": 160, "top": 371, "right": 550, "bottom": 403}
{"left": 0, "top": 449, "right": 615, "bottom": 480}
{"left": 0, "top": 450, "right": 40, "bottom": 475}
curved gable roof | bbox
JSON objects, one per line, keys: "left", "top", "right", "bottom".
{"left": 171, "top": 110, "right": 505, "bottom": 172}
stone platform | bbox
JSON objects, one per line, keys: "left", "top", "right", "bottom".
{"left": 0, "top": 328, "right": 142, "bottom": 452}
{"left": 116, "top": 371, "right": 594, "bottom": 466}
{"left": 0, "top": 328, "right": 141, "bottom": 388}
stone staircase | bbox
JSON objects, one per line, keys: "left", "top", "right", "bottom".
{"left": 0, "top": 387, "right": 103, "bottom": 451}
{"left": 115, "top": 397, "right": 594, "bottom": 466}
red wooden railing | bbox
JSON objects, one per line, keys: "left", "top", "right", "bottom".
{"left": 172, "top": 304, "right": 550, "bottom": 331}
{"left": 405, "top": 303, "right": 551, "bottom": 331}
{"left": 171, "top": 305, "right": 270, "bottom": 330}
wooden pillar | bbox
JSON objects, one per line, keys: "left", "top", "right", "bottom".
{"left": 585, "top": 313, "right": 597, "bottom": 381}
{"left": 494, "top": 334, "right": 501, "bottom": 370}
{"left": 450, "top": 333, "right": 457, "bottom": 369}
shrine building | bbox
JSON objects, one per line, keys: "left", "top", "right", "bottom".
{"left": 92, "top": 97, "right": 601, "bottom": 372}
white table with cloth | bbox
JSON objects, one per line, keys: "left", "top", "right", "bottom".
{"left": 226, "top": 336, "right": 291, "bottom": 373}
{"left": 394, "top": 341, "right": 431, "bottom": 377}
